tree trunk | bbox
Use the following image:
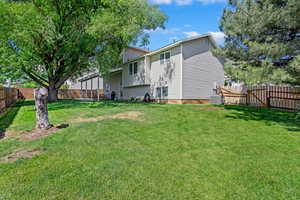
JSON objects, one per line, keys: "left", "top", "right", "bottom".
{"left": 48, "top": 86, "right": 58, "bottom": 102}
{"left": 34, "top": 88, "right": 52, "bottom": 130}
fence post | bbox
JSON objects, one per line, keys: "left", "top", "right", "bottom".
{"left": 4, "top": 88, "right": 6, "bottom": 108}
{"left": 266, "top": 90, "right": 271, "bottom": 108}
{"left": 246, "top": 89, "right": 250, "bottom": 106}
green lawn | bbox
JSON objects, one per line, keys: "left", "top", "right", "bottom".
{"left": 0, "top": 100, "right": 300, "bottom": 200}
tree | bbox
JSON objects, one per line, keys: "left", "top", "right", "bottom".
{"left": 0, "top": 0, "right": 166, "bottom": 101}
{"left": 34, "top": 87, "right": 52, "bottom": 129}
{"left": 0, "top": 66, "right": 24, "bottom": 85}
{"left": 217, "top": 0, "right": 300, "bottom": 86}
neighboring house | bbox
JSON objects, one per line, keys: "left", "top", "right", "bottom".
{"left": 104, "top": 33, "right": 225, "bottom": 104}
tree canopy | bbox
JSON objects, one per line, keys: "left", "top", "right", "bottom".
{"left": 217, "top": 0, "right": 300, "bottom": 86}
{"left": 0, "top": 0, "right": 166, "bottom": 100}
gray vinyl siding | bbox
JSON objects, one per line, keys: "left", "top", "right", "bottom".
{"left": 149, "top": 46, "right": 182, "bottom": 99}
{"left": 122, "top": 58, "right": 149, "bottom": 87}
{"left": 182, "top": 37, "right": 224, "bottom": 99}
{"left": 123, "top": 48, "right": 146, "bottom": 63}
{"left": 68, "top": 77, "right": 103, "bottom": 90}
{"left": 104, "top": 36, "right": 224, "bottom": 102}
{"left": 107, "top": 72, "right": 122, "bottom": 99}
{"left": 85, "top": 77, "right": 103, "bottom": 90}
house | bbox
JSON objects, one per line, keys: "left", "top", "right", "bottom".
{"left": 67, "top": 71, "right": 103, "bottom": 91}
{"left": 104, "top": 33, "right": 225, "bottom": 104}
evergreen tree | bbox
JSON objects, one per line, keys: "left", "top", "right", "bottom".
{"left": 217, "top": 0, "right": 300, "bottom": 85}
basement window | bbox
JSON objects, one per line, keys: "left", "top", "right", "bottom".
{"left": 156, "top": 86, "right": 168, "bottom": 98}
{"left": 162, "top": 86, "right": 168, "bottom": 97}
{"left": 156, "top": 87, "right": 162, "bottom": 98}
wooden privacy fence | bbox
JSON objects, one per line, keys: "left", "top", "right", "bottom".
{"left": 0, "top": 86, "right": 19, "bottom": 112}
{"left": 18, "top": 88, "right": 105, "bottom": 100}
{"left": 219, "top": 85, "right": 300, "bottom": 111}
{"left": 58, "top": 89, "right": 104, "bottom": 100}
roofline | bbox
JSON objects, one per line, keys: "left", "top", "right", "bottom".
{"left": 127, "top": 46, "right": 149, "bottom": 53}
{"left": 78, "top": 72, "right": 100, "bottom": 82}
{"left": 146, "top": 33, "right": 218, "bottom": 56}
{"left": 123, "top": 55, "right": 146, "bottom": 65}
{"left": 122, "top": 33, "right": 219, "bottom": 65}
{"left": 109, "top": 67, "right": 123, "bottom": 73}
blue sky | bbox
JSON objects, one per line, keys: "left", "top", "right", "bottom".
{"left": 144, "top": 0, "right": 227, "bottom": 50}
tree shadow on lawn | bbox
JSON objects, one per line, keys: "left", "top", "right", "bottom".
{"left": 224, "top": 105, "right": 300, "bottom": 132}
{"left": 0, "top": 101, "right": 26, "bottom": 139}
{"left": 47, "top": 99, "right": 153, "bottom": 111}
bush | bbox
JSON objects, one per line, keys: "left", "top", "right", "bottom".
{"left": 60, "top": 84, "right": 70, "bottom": 89}
{"left": 18, "top": 81, "right": 39, "bottom": 88}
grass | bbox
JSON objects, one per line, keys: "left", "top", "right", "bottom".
{"left": 0, "top": 100, "right": 300, "bottom": 200}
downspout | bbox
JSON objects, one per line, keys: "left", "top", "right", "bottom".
{"left": 180, "top": 44, "right": 183, "bottom": 100}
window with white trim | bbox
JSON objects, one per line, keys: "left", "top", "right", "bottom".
{"left": 156, "top": 86, "right": 168, "bottom": 98}
{"left": 162, "top": 86, "right": 168, "bottom": 97}
{"left": 156, "top": 87, "right": 162, "bottom": 98}
{"left": 133, "top": 62, "right": 138, "bottom": 74}
{"left": 160, "top": 54, "right": 165, "bottom": 64}
{"left": 129, "top": 63, "right": 133, "bottom": 75}
{"left": 160, "top": 51, "right": 171, "bottom": 65}
{"left": 165, "top": 52, "right": 171, "bottom": 63}
{"left": 129, "top": 62, "right": 138, "bottom": 75}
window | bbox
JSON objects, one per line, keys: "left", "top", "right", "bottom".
{"left": 129, "top": 62, "right": 138, "bottom": 75}
{"left": 165, "top": 52, "right": 171, "bottom": 63}
{"left": 156, "top": 86, "right": 168, "bottom": 98}
{"left": 160, "top": 53, "right": 165, "bottom": 64}
{"left": 156, "top": 87, "right": 162, "bottom": 98}
{"left": 134, "top": 62, "right": 138, "bottom": 74}
{"left": 162, "top": 86, "right": 168, "bottom": 97}
{"left": 129, "top": 63, "right": 133, "bottom": 75}
{"left": 160, "top": 51, "right": 171, "bottom": 65}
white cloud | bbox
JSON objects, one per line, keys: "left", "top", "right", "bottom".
{"left": 209, "top": 31, "right": 226, "bottom": 44}
{"left": 150, "top": 0, "right": 226, "bottom": 5}
{"left": 145, "top": 27, "right": 181, "bottom": 35}
{"left": 197, "top": 0, "right": 227, "bottom": 4}
{"left": 184, "top": 31, "right": 200, "bottom": 38}
{"left": 175, "top": 0, "right": 193, "bottom": 5}
{"left": 149, "top": 0, "right": 172, "bottom": 4}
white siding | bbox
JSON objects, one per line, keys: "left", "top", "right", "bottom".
{"left": 68, "top": 79, "right": 82, "bottom": 89}
{"left": 182, "top": 37, "right": 224, "bottom": 99}
{"left": 149, "top": 46, "right": 182, "bottom": 99}
{"left": 123, "top": 86, "right": 150, "bottom": 100}
{"left": 122, "top": 58, "right": 149, "bottom": 87}
{"left": 68, "top": 76, "right": 103, "bottom": 90}
{"left": 95, "top": 77, "right": 104, "bottom": 89}
{"left": 123, "top": 48, "right": 146, "bottom": 63}
{"left": 107, "top": 72, "right": 122, "bottom": 99}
